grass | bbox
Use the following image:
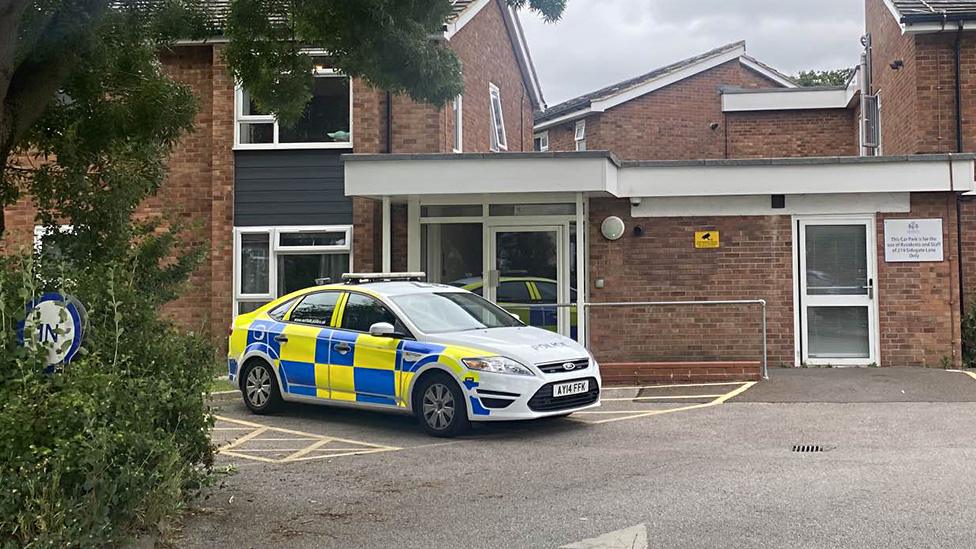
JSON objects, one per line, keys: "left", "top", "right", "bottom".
{"left": 210, "top": 377, "right": 237, "bottom": 393}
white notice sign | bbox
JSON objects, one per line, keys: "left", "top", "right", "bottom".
{"left": 884, "top": 218, "right": 943, "bottom": 262}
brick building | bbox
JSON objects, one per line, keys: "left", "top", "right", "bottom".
{"left": 345, "top": 0, "right": 976, "bottom": 381}
{"left": 6, "top": 0, "right": 976, "bottom": 382}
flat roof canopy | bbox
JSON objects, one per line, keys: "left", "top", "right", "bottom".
{"left": 344, "top": 152, "right": 976, "bottom": 199}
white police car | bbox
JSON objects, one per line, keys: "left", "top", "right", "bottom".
{"left": 227, "top": 273, "right": 601, "bottom": 437}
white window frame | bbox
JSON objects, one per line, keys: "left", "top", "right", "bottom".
{"left": 234, "top": 68, "right": 354, "bottom": 151}
{"left": 233, "top": 225, "right": 354, "bottom": 316}
{"left": 452, "top": 94, "right": 463, "bottom": 153}
{"left": 534, "top": 131, "right": 549, "bottom": 152}
{"left": 489, "top": 83, "right": 507, "bottom": 152}
{"left": 574, "top": 120, "right": 587, "bottom": 151}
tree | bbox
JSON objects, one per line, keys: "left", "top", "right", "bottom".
{"left": 0, "top": 1, "right": 569, "bottom": 543}
{"left": 793, "top": 68, "right": 856, "bottom": 87}
{"left": 0, "top": 0, "right": 568, "bottom": 239}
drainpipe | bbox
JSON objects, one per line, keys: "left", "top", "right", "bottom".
{"left": 386, "top": 91, "right": 393, "bottom": 153}
{"left": 953, "top": 23, "right": 968, "bottom": 359}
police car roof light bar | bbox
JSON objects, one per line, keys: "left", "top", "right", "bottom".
{"left": 341, "top": 272, "right": 427, "bottom": 284}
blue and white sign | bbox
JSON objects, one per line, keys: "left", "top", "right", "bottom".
{"left": 16, "top": 293, "right": 87, "bottom": 369}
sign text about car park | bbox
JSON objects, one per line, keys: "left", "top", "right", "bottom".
{"left": 884, "top": 218, "right": 943, "bottom": 262}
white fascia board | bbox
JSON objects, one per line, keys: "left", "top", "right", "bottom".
{"left": 738, "top": 57, "right": 797, "bottom": 88}
{"left": 589, "top": 46, "right": 744, "bottom": 113}
{"left": 505, "top": 6, "right": 545, "bottom": 109}
{"left": 533, "top": 107, "right": 592, "bottom": 131}
{"left": 345, "top": 156, "right": 619, "bottom": 198}
{"left": 722, "top": 88, "right": 853, "bottom": 112}
{"left": 619, "top": 158, "right": 975, "bottom": 198}
{"left": 881, "top": 0, "right": 905, "bottom": 29}
{"left": 444, "top": 0, "right": 492, "bottom": 39}
{"left": 903, "top": 21, "right": 976, "bottom": 34}
{"left": 632, "top": 193, "right": 911, "bottom": 218}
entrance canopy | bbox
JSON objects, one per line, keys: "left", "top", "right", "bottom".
{"left": 344, "top": 152, "right": 976, "bottom": 200}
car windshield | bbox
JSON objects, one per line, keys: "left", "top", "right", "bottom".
{"left": 391, "top": 292, "right": 522, "bottom": 334}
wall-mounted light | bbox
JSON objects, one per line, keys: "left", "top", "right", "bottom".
{"left": 890, "top": 59, "right": 904, "bottom": 70}
{"left": 601, "top": 216, "right": 626, "bottom": 241}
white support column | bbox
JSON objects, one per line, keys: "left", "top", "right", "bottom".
{"left": 381, "top": 196, "right": 391, "bottom": 273}
{"left": 407, "top": 198, "right": 421, "bottom": 271}
{"left": 576, "top": 192, "right": 587, "bottom": 346}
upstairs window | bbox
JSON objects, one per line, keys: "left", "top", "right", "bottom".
{"left": 489, "top": 83, "right": 507, "bottom": 151}
{"left": 861, "top": 94, "right": 880, "bottom": 155}
{"left": 452, "top": 94, "right": 463, "bottom": 153}
{"left": 236, "top": 66, "right": 352, "bottom": 149}
{"left": 533, "top": 131, "right": 549, "bottom": 152}
{"left": 574, "top": 120, "right": 587, "bottom": 151}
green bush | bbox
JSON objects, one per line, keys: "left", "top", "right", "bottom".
{"left": 964, "top": 298, "right": 976, "bottom": 368}
{"left": 0, "top": 231, "right": 216, "bottom": 547}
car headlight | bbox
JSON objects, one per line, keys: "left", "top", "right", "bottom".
{"left": 462, "top": 356, "right": 535, "bottom": 376}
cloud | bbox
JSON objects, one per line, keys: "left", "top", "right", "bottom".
{"left": 519, "top": 0, "right": 864, "bottom": 105}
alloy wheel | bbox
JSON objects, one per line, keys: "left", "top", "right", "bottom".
{"left": 246, "top": 365, "right": 272, "bottom": 408}
{"left": 422, "top": 383, "right": 456, "bottom": 431}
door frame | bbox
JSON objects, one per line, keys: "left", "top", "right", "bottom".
{"left": 487, "top": 224, "right": 569, "bottom": 336}
{"left": 792, "top": 214, "right": 881, "bottom": 367}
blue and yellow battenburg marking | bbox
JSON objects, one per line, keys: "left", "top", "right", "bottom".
{"left": 229, "top": 298, "right": 496, "bottom": 415}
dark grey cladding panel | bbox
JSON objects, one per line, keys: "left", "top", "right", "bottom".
{"left": 234, "top": 149, "right": 352, "bottom": 227}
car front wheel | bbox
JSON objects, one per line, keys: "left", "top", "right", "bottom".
{"left": 241, "top": 360, "right": 283, "bottom": 414}
{"left": 415, "top": 373, "right": 470, "bottom": 437}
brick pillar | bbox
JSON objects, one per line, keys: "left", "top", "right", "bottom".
{"left": 210, "top": 45, "right": 236, "bottom": 342}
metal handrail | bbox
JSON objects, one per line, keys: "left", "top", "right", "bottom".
{"left": 498, "top": 299, "right": 769, "bottom": 380}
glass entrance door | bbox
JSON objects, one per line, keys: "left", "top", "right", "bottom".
{"left": 488, "top": 226, "right": 569, "bottom": 336}
{"left": 798, "top": 218, "right": 877, "bottom": 365}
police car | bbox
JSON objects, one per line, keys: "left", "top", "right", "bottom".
{"left": 227, "top": 273, "right": 601, "bottom": 437}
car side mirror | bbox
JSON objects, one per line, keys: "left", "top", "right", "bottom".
{"left": 369, "top": 322, "right": 400, "bottom": 338}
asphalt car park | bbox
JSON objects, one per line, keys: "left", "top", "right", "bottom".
{"left": 182, "top": 368, "right": 976, "bottom": 548}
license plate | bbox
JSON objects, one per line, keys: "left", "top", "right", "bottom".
{"left": 552, "top": 380, "right": 589, "bottom": 398}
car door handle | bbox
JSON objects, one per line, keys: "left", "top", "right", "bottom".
{"left": 274, "top": 335, "right": 289, "bottom": 343}
{"left": 334, "top": 342, "right": 351, "bottom": 355}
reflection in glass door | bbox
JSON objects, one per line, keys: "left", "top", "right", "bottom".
{"left": 488, "top": 226, "right": 568, "bottom": 336}
{"left": 798, "top": 218, "right": 877, "bottom": 365}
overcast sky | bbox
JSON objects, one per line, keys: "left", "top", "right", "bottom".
{"left": 519, "top": 0, "right": 865, "bottom": 106}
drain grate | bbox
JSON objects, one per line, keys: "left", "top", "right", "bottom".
{"left": 792, "top": 444, "right": 829, "bottom": 453}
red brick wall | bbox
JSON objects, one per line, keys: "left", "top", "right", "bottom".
{"left": 450, "top": 0, "right": 534, "bottom": 153}
{"left": 0, "top": 195, "right": 36, "bottom": 254}
{"left": 1, "top": 45, "right": 233, "bottom": 340}
{"left": 148, "top": 45, "right": 218, "bottom": 335}
{"left": 867, "top": 0, "right": 918, "bottom": 155}
{"left": 587, "top": 198, "right": 796, "bottom": 368}
{"left": 588, "top": 192, "right": 962, "bottom": 370}
{"left": 727, "top": 109, "right": 858, "bottom": 158}
{"left": 877, "top": 192, "right": 961, "bottom": 366}
{"left": 546, "top": 60, "right": 782, "bottom": 160}
{"left": 208, "top": 45, "right": 236, "bottom": 339}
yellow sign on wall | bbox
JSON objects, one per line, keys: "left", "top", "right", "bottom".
{"left": 695, "top": 231, "right": 720, "bottom": 249}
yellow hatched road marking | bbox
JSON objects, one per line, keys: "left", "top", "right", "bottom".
{"left": 601, "top": 381, "right": 749, "bottom": 391}
{"left": 601, "top": 394, "right": 725, "bottom": 401}
{"left": 213, "top": 415, "right": 401, "bottom": 464}
{"left": 574, "top": 382, "right": 756, "bottom": 425}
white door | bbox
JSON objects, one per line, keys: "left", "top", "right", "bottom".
{"left": 487, "top": 225, "right": 569, "bottom": 337}
{"left": 798, "top": 217, "right": 878, "bottom": 366}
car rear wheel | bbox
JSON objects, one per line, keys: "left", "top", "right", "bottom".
{"left": 241, "top": 360, "right": 283, "bottom": 414}
{"left": 415, "top": 373, "right": 470, "bottom": 438}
